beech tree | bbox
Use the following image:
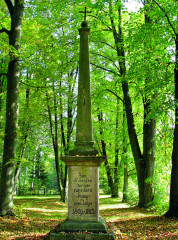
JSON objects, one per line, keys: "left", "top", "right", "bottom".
{"left": 150, "top": 0, "right": 178, "bottom": 218}
{"left": 0, "top": 0, "right": 24, "bottom": 215}
{"left": 106, "top": 0, "right": 157, "bottom": 207}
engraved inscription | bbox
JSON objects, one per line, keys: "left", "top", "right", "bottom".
{"left": 68, "top": 166, "right": 98, "bottom": 221}
{"left": 72, "top": 171, "right": 95, "bottom": 216}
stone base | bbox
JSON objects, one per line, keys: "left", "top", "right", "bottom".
{"left": 50, "top": 232, "right": 115, "bottom": 240}
{"left": 49, "top": 218, "right": 115, "bottom": 240}
{"left": 59, "top": 217, "right": 107, "bottom": 233}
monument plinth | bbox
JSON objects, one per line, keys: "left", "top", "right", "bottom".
{"left": 50, "top": 10, "right": 115, "bottom": 240}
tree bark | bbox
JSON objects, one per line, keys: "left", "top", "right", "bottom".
{"left": 0, "top": 58, "right": 7, "bottom": 115}
{"left": 31, "top": 152, "right": 36, "bottom": 191}
{"left": 0, "top": 0, "right": 24, "bottom": 216}
{"left": 151, "top": 0, "right": 178, "bottom": 219}
{"left": 46, "top": 90, "right": 62, "bottom": 195}
{"left": 113, "top": 98, "right": 120, "bottom": 198}
{"left": 122, "top": 107, "right": 129, "bottom": 202}
{"left": 143, "top": 99, "right": 156, "bottom": 206}
{"left": 14, "top": 88, "right": 30, "bottom": 194}
{"left": 141, "top": 0, "right": 156, "bottom": 207}
{"left": 98, "top": 111, "right": 114, "bottom": 195}
{"left": 165, "top": 34, "right": 178, "bottom": 218}
{"left": 122, "top": 164, "right": 128, "bottom": 202}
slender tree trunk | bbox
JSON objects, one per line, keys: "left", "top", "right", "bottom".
{"left": 0, "top": 58, "right": 6, "bottom": 116}
{"left": 46, "top": 90, "right": 62, "bottom": 195}
{"left": 31, "top": 153, "right": 36, "bottom": 191}
{"left": 14, "top": 86, "right": 30, "bottom": 192}
{"left": 14, "top": 144, "right": 26, "bottom": 195}
{"left": 59, "top": 71, "right": 76, "bottom": 202}
{"left": 122, "top": 164, "right": 128, "bottom": 202}
{"left": 113, "top": 98, "right": 120, "bottom": 197}
{"left": 122, "top": 107, "right": 129, "bottom": 202}
{"left": 59, "top": 82, "right": 67, "bottom": 202}
{"left": 98, "top": 111, "right": 114, "bottom": 195}
{"left": 0, "top": 0, "right": 24, "bottom": 216}
{"left": 23, "top": 166, "right": 27, "bottom": 188}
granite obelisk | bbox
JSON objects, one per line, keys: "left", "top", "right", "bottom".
{"left": 70, "top": 15, "right": 98, "bottom": 156}
{"left": 50, "top": 8, "right": 115, "bottom": 240}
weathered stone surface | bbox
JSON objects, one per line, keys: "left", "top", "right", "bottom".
{"left": 50, "top": 232, "right": 115, "bottom": 240}
{"left": 69, "top": 141, "right": 98, "bottom": 156}
{"left": 61, "top": 156, "right": 106, "bottom": 167}
{"left": 59, "top": 217, "right": 107, "bottom": 233}
{"left": 67, "top": 166, "right": 98, "bottom": 221}
{"left": 67, "top": 233, "right": 85, "bottom": 240}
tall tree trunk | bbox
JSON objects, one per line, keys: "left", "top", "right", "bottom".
{"left": 142, "top": 0, "right": 156, "bottom": 206}
{"left": 23, "top": 166, "right": 27, "bottom": 188}
{"left": 0, "top": 58, "right": 7, "bottom": 116}
{"left": 122, "top": 106, "right": 129, "bottom": 202}
{"left": 122, "top": 164, "right": 128, "bottom": 202}
{"left": 60, "top": 70, "right": 76, "bottom": 202}
{"left": 0, "top": 0, "right": 24, "bottom": 216}
{"left": 98, "top": 111, "right": 114, "bottom": 195}
{"left": 46, "top": 90, "right": 62, "bottom": 195}
{"left": 113, "top": 98, "right": 120, "bottom": 198}
{"left": 165, "top": 34, "right": 178, "bottom": 217}
{"left": 143, "top": 99, "right": 156, "bottom": 205}
{"left": 152, "top": 0, "right": 178, "bottom": 218}
{"left": 31, "top": 152, "right": 36, "bottom": 191}
{"left": 59, "top": 81, "right": 67, "bottom": 202}
{"left": 14, "top": 87, "right": 30, "bottom": 193}
{"left": 109, "top": 0, "right": 143, "bottom": 204}
{"left": 109, "top": 0, "right": 155, "bottom": 207}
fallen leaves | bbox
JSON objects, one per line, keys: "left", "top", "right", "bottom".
{"left": 112, "top": 216, "right": 178, "bottom": 239}
{"left": 0, "top": 196, "right": 177, "bottom": 239}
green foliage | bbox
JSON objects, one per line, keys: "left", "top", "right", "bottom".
{"left": 0, "top": 0, "right": 176, "bottom": 213}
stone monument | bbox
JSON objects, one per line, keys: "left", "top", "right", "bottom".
{"left": 50, "top": 8, "right": 115, "bottom": 240}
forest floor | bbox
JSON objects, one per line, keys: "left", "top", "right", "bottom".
{"left": 0, "top": 195, "right": 177, "bottom": 239}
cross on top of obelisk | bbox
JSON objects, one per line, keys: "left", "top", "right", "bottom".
{"left": 79, "top": 7, "right": 91, "bottom": 22}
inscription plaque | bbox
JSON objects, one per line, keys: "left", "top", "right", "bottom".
{"left": 68, "top": 166, "right": 99, "bottom": 221}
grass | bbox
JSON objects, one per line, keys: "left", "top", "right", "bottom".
{"left": 0, "top": 195, "right": 177, "bottom": 239}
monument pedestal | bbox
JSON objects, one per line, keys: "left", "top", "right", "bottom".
{"left": 59, "top": 217, "right": 107, "bottom": 233}
{"left": 49, "top": 156, "right": 115, "bottom": 240}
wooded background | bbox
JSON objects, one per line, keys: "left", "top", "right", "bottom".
{"left": 0, "top": 0, "right": 177, "bottom": 217}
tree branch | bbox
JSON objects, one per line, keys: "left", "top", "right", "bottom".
{"left": 152, "top": 0, "right": 177, "bottom": 36}
{"left": 91, "top": 52, "right": 120, "bottom": 71}
{"left": 4, "top": 0, "right": 13, "bottom": 18}
{"left": 89, "top": 14, "right": 112, "bottom": 31}
{"left": 105, "top": 89, "right": 123, "bottom": 102}
{"left": 20, "top": 80, "right": 54, "bottom": 89}
{"left": 0, "top": 28, "right": 10, "bottom": 35}
{"left": 100, "top": 41, "right": 116, "bottom": 50}
{"left": 90, "top": 62, "right": 120, "bottom": 76}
